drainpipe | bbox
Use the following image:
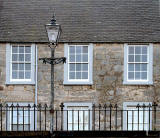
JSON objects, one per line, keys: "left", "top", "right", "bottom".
{"left": 35, "top": 45, "right": 38, "bottom": 105}
{"left": 34, "top": 45, "right": 38, "bottom": 131}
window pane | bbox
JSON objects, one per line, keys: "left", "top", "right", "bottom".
{"left": 69, "top": 72, "right": 75, "bottom": 79}
{"left": 12, "top": 71, "right": 18, "bottom": 79}
{"left": 135, "top": 55, "right": 141, "bottom": 62}
{"left": 12, "top": 64, "right": 18, "bottom": 70}
{"left": 128, "top": 64, "right": 134, "bottom": 71}
{"left": 142, "top": 46, "right": 147, "bottom": 54}
{"left": 129, "top": 47, "right": 134, "bottom": 54}
{"left": 135, "top": 72, "right": 140, "bottom": 80}
{"left": 141, "top": 64, "right": 147, "bottom": 71}
{"left": 69, "top": 64, "right": 75, "bottom": 72}
{"left": 19, "top": 54, "right": 24, "bottom": 61}
{"left": 25, "top": 64, "right": 31, "bottom": 70}
{"left": 142, "top": 55, "right": 147, "bottom": 62}
{"left": 25, "top": 72, "right": 31, "bottom": 79}
{"left": 76, "top": 55, "right": 81, "bottom": 62}
{"left": 82, "top": 72, "right": 88, "bottom": 79}
{"left": 128, "top": 72, "right": 134, "bottom": 80}
{"left": 82, "top": 54, "right": 88, "bottom": 62}
{"left": 24, "top": 116, "right": 29, "bottom": 124}
{"left": 76, "top": 64, "right": 81, "bottom": 71}
{"left": 13, "top": 116, "right": 17, "bottom": 124}
{"left": 12, "top": 54, "right": 18, "bottom": 61}
{"left": 82, "top": 64, "right": 88, "bottom": 71}
{"left": 19, "top": 64, "right": 24, "bottom": 70}
{"left": 76, "top": 72, "right": 81, "bottom": 79}
{"left": 128, "top": 55, "right": 134, "bottom": 62}
{"left": 135, "top": 64, "right": 140, "bottom": 71}
{"left": 69, "top": 55, "right": 75, "bottom": 62}
{"left": 135, "top": 46, "right": 141, "bottom": 54}
{"left": 19, "top": 71, "right": 24, "bottom": 79}
{"left": 25, "top": 47, "right": 31, "bottom": 53}
{"left": 82, "top": 46, "right": 88, "bottom": 53}
{"left": 69, "top": 46, "right": 75, "bottom": 54}
{"left": 19, "top": 46, "right": 24, "bottom": 53}
{"left": 19, "top": 116, "right": 23, "bottom": 124}
{"left": 12, "top": 46, "right": 18, "bottom": 53}
{"left": 141, "top": 72, "right": 147, "bottom": 80}
{"left": 25, "top": 54, "right": 31, "bottom": 62}
{"left": 76, "top": 46, "right": 81, "bottom": 54}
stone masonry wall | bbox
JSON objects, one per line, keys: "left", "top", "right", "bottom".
{"left": 0, "top": 43, "right": 35, "bottom": 103}
{"left": 1, "top": 43, "right": 159, "bottom": 107}
{"left": 38, "top": 43, "right": 160, "bottom": 108}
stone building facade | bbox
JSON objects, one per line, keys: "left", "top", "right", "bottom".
{"left": 1, "top": 43, "right": 158, "bottom": 106}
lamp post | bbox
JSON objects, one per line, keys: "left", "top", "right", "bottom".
{"left": 39, "top": 14, "right": 66, "bottom": 131}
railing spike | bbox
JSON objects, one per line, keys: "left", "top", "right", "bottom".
{"left": 28, "top": 104, "right": 31, "bottom": 108}
{"left": 109, "top": 104, "right": 112, "bottom": 108}
{"left": 16, "top": 103, "right": 19, "bottom": 107}
{"left": 5, "top": 104, "right": 8, "bottom": 108}
{"left": 142, "top": 103, "right": 146, "bottom": 108}
{"left": 60, "top": 103, "right": 64, "bottom": 109}
{"left": 92, "top": 104, "right": 95, "bottom": 108}
{"left": 33, "top": 103, "right": 37, "bottom": 108}
{"left": 104, "top": 104, "right": 107, "bottom": 108}
{"left": 44, "top": 103, "right": 48, "bottom": 108}
{"left": 136, "top": 103, "right": 140, "bottom": 108}
{"left": 114, "top": 104, "right": 118, "bottom": 108}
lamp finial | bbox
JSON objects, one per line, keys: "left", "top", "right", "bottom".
{"left": 50, "top": 14, "right": 56, "bottom": 25}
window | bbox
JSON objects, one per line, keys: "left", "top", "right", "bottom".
{"left": 7, "top": 103, "right": 34, "bottom": 131}
{"left": 64, "top": 44, "right": 93, "bottom": 85}
{"left": 63, "top": 103, "right": 92, "bottom": 130}
{"left": 123, "top": 102, "right": 152, "bottom": 131}
{"left": 123, "top": 44, "right": 153, "bottom": 85}
{"left": 6, "top": 44, "right": 35, "bottom": 84}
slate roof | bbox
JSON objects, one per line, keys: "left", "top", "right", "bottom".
{"left": 0, "top": 0, "right": 160, "bottom": 43}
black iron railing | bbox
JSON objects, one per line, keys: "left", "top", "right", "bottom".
{"left": 0, "top": 103, "right": 159, "bottom": 132}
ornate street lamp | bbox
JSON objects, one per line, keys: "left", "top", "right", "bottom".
{"left": 39, "top": 14, "right": 66, "bottom": 131}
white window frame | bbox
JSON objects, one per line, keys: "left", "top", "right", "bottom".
{"left": 6, "top": 102, "right": 35, "bottom": 131}
{"left": 63, "top": 102, "right": 92, "bottom": 131}
{"left": 123, "top": 102, "right": 152, "bottom": 131}
{"left": 63, "top": 44, "right": 93, "bottom": 85}
{"left": 6, "top": 43, "right": 35, "bottom": 84}
{"left": 123, "top": 43, "right": 153, "bottom": 85}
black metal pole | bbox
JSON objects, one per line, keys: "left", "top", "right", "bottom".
{"left": 51, "top": 47, "right": 55, "bottom": 109}
{"left": 51, "top": 46, "right": 55, "bottom": 132}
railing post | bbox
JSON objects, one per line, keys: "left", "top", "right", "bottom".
{"left": 23, "top": 106, "right": 24, "bottom": 131}
{"left": 33, "top": 104, "right": 36, "bottom": 131}
{"left": 5, "top": 104, "right": 8, "bottom": 131}
{"left": 44, "top": 104, "right": 47, "bottom": 131}
{"left": 92, "top": 104, "right": 95, "bottom": 130}
{"left": 28, "top": 104, "right": 31, "bottom": 131}
{"left": 11, "top": 104, "right": 14, "bottom": 131}
{"left": 136, "top": 104, "right": 140, "bottom": 131}
{"left": 16, "top": 103, "right": 19, "bottom": 131}
{"left": 142, "top": 104, "right": 145, "bottom": 131}
{"left": 148, "top": 103, "right": 151, "bottom": 131}
{"left": 60, "top": 103, "right": 64, "bottom": 131}
{"left": 38, "top": 104, "right": 42, "bottom": 131}
{"left": 104, "top": 104, "right": 107, "bottom": 130}
{"left": 98, "top": 104, "right": 101, "bottom": 130}
{"left": 0, "top": 104, "right": 2, "bottom": 131}
{"left": 115, "top": 104, "right": 118, "bottom": 130}
{"left": 153, "top": 102, "right": 157, "bottom": 130}
{"left": 109, "top": 104, "right": 112, "bottom": 131}
{"left": 50, "top": 105, "right": 54, "bottom": 132}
